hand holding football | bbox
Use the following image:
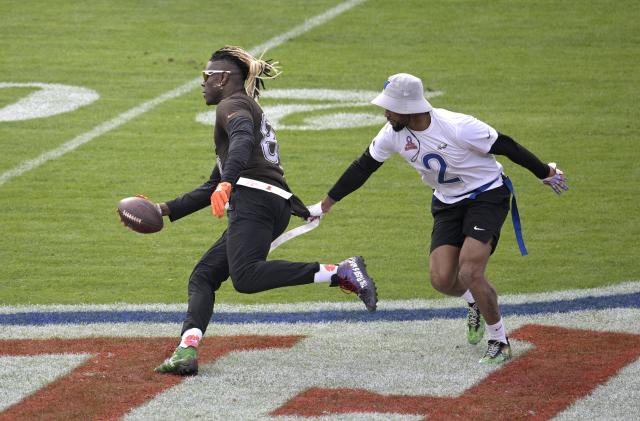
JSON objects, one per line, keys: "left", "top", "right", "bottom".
{"left": 117, "top": 196, "right": 163, "bottom": 234}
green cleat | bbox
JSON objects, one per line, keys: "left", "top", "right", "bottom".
{"left": 155, "top": 346, "right": 198, "bottom": 375}
{"left": 479, "top": 338, "right": 512, "bottom": 364}
{"left": 467, "top": 302, "right": 485, "bottom": 345}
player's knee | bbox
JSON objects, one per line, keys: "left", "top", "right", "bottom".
{"left": 429, "top": 268, "right": 455, "bottom": 293}
{"left": 188, "top": 267, "right": 224, "bottom": 293}
{"left": 188, "top": 269, "right": 211, "bottom": 291}
{"left": 232, "top": 283, "right": 257, "bottom": 294}
{"left": 457, "top": 267, "right": 473, "bottom": 285}
{"left": 457, "top": 264, "right": 486, "bottom": 288}
{"left": 229, "top": 271, "right": 260, "bottom": 294}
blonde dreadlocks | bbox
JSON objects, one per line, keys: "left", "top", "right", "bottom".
{"left": 210, "top": 46, "right": 281, "bottom": 101}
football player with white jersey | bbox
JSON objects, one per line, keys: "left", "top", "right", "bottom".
{"left": 309, "top": 73, "right": 568, "bottom": 364}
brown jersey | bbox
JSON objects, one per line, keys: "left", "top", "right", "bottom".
{"left": 166, "top": 92, "right": 310, "bottom": 221}
{"left": 214, "top": 92, "right": 286, "bottom": 188}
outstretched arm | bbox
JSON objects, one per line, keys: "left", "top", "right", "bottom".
{"left": 489, "top": 133, "right": 568, "bottom": 194}
{"left": 309, "top": 148, "right": 383, "bottom": 215}
{"left": 161, "top": 164, "right": 222, "bottom": 221}
{"left": 489, "top": 133, "right": 550, "bottom": 178}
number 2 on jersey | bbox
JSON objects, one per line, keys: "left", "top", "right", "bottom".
{"left": 422, "top": 153, "right": 462, "bottom": 184}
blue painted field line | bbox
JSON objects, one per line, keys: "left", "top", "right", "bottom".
{"left": 1, "top": 292, "right": 638, "bottom": 326}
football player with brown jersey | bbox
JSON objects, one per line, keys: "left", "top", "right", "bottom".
{"left": 154, "top": 47, "right": 378, "bottom": 375}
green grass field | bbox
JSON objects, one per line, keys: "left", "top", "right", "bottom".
{"left": 1, "top": 0, "right": 638, "bottom": 305}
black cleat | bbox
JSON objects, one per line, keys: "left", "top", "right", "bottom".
{"left": 332, "top": 256, "right": 378, "bottom": 312}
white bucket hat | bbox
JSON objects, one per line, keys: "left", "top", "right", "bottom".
{"left": 371, "top": 73, "right": 432, "bottom": 114}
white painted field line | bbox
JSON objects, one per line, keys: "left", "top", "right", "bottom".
{"left": 249, "top": 0, "right": 366, "bottom": 55}
{"left": 0, "top": 81, "right": 197, "bottom": 187}
{"left": 0, "top": 0, "right": 367, "bottom": 187}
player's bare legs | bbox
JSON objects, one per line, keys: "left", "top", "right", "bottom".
{"left": 430, "top": 244, "right": 485, "bottom": 345}
{"left": 429, "top": 238, "right": 499, "bottom": 323}
{"left": 429, "top": 245, "right": 465, "bottom": 296}
{"left": 458, "top": 236, "right": 511, "bottom": 363}
{"left": 430, "top": 239, "right": 511, "bottom": 363}
{"left": 457, "top": 237, "right": 498, "bottom": 324}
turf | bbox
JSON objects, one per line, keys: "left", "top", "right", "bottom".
{"left": 0, "top": 0, "right": 638, "bottom": 304}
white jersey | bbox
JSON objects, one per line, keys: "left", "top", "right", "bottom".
{"left": 368, "top": 108, "right": 504, "bottom": 204}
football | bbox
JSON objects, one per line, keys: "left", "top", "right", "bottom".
{"left": 117, "top": 196, "right": 163, "bottom": 234}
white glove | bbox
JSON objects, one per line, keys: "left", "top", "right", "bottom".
{"left": 307, "top": 202, "right": 324, "bottom": 217}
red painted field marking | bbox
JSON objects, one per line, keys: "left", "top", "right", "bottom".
{"left": 0, "top": 335, "right": 303, "bottom": 421}
{"left": 272, "top": 325, "right": 640, "bottom": 420}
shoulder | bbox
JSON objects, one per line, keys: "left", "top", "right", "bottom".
{"left": 429, "top": 108, "right": 460, "bottom": 137}
{"left": 435, "top": 108, "right": 488, "bottom": 128}
{"left": 434, "top": 108, "right": 494, "bottom": 140}
{"left": 432, "top": 108, "right": 474, "bottom": 125}
{"left": 217, "top": 94, "right": 252, "bottom": 113}
{"left": 370, "top": 123, "right": 402, "bottom": 160}
{"left": 372, "top": 123, "right": 400, "bottom": 145}
{"left": 216, "top": 94, "right": 256, "bottom": 126}
{"left": 375, "top": 122, "right": 397, "bottom": 139}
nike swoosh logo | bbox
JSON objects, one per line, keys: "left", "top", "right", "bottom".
{"left": 227, "top": 112, "right": 239, "bottom": 119}
{"left": 473, "top": 226, "right": 486, "bottom": 231}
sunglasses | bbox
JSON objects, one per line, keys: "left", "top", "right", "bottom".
{"left": 202, "top": 70, "right": 230, "bottom": 82}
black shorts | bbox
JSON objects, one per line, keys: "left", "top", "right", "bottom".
{"left": 430, "top": 184, "right": 510, "bottom": 254}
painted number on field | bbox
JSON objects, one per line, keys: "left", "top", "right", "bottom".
{"left": 0, "top": 83, "right": 100, "bottom": 122}
{"left": 2, "top": 325, "right": 639, "bottom": 419}
{"left": 196, "top": 88, "right": 444, "bottom": 130}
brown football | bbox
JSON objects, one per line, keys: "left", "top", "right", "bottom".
{"left": 117, "top": 196, "right": 163, "bottom": 234}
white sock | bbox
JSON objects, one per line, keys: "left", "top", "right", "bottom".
{"left": 461, "top": 290, "right": 475, "bottom": 304}
{"left": 314, "top": 263, "right": 338, "bottom": 283}
{"left": 179, "top": 327, "right": 203, "bottom": 348}
{"left": 487, "top": 319, "right": 507, "bottom": 344}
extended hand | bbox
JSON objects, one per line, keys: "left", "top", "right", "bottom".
{"left": 211, "top": 182, "right": 232, "bottom": 218}
{"left": 307, "top": 202, "right": 324, "bottom": 217}
{"left": 307, "top": 197, "right": 337, "bottom": 220}
{"left": 542, "top": 163, "right": 569, "bottom": 194}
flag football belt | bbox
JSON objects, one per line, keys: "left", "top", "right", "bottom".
{"left": 235, "top": 177, "right": 321, "bottom": 253}
{"left": 502, "top": 176, "right": 528, "bottom": 256}
{"left": 269, "top": 216, "right": 321, "bottom": 254}
{"left": 236, "top": 177, "right": 293, "bottom": 199}
{"left": 454, "top": 176, "right": 528, "bottom": 256}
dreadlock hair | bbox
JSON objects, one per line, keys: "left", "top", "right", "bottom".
{"left": 210, "top": 46, "right": 281, "bottom": 101}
